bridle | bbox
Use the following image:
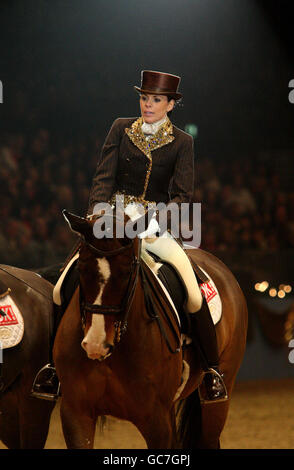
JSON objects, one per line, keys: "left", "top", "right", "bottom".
{"left": 79, "top": 228, "right": 141, "bottom": 343}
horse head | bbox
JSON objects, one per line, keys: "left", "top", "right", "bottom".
{"left": 63, "top": 208, "right": 150, "bottom": 361}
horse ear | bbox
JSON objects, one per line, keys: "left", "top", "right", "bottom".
{"left": 62, "top": 210, "right": 89, "bottom": 236}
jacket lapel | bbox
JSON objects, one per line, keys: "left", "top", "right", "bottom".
{"left": 125, "top": 117, "right": 175, "bottom": 159}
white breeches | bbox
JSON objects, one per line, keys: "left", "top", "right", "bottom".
{"left": 143, "top": 233, "right": 203, "bottom": 313}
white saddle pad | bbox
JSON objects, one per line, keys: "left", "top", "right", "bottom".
{"left": 0, "top": 294, "right": 24, "bottom": 349}
{"left": 199, "top": 268, "right": 222, "bottom": 325}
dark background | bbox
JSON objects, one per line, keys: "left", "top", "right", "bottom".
{"left": 0, "top": 0, "right": 293, "bottom": 379}
{"left": 1, "top": 0, "right": 294, "bottom": 155}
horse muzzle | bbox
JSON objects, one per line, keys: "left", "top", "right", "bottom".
{"left": 81, "top": 339, "right": 114, "bottom": 361}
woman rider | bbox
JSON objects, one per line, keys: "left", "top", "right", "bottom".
{"left": 32, "top": 70, "right": 227, "bottom": 403}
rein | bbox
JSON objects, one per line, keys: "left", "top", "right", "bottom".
{"left": 84, "top": 239, "right": 134, "bottom": 258}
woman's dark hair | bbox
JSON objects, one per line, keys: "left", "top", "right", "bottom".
{"left": 167, "top": 95, "right": 181, "bottom": 117}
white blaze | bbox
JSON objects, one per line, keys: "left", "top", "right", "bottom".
{"left": 93, "top": 258, "right": 111, "bottom": 305}
{"left": 82, "top": 258, "right": 111, "bottom": 356}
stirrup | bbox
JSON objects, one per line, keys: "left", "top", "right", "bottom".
{"left": 30, "top": 364, "right": 60, "bottom": 402}
{"left": 198, "top": 367, "right": 228, "bottom": 404}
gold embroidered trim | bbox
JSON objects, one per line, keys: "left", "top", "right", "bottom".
{"left": 110, "top": 191, "right": 156, "bottom": 210}
{"left": 125, "top": 117, "right": 174, "bottom": 199}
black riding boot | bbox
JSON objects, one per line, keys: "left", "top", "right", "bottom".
{"left": 189, "top": 299, "right": 228, "bottom": 403}
{"left": 30, "top": 304, "right": 63, "bottom": 401}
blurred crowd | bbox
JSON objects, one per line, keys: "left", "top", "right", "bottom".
{"left": 194, "top": 154, "right": 294, "bottom": 254}
{"left": 0, "top": 128, "right": 100, "bottom": 268}
{"left": 0, "top": 70, "right": 293, "bottom": 270}
{"left": 0, "top": 125, "right": 293, "bottom": 270}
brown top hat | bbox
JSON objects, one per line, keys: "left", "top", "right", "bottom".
{"left": 134, "top": 70, "right": 182, "bottom": 100}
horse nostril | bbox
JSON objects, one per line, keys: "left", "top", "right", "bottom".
{"left": 104, "top": 343, "right": 113, "bottom": 354}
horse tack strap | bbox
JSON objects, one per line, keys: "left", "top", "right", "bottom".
{"left": 85, "top": 237, "right": 135, "bottom": 258}
{"left": 83, "top": 303, "right": 122, "bottom": 315}
{"left": 140, "top": 262, "right": 181, "bottom": 354}
{"left": 187, "top": 256, "right": 209, "bottom": 283}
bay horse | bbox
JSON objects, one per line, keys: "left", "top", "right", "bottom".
{"left": 53, "top": 210, "right": 248, "bottom": 449}
{"left": 0, "top": 265, "right": 56, "bottom": 449}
